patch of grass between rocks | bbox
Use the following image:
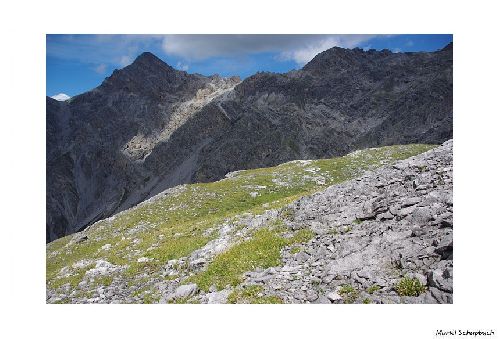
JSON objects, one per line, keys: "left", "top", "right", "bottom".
{"left": 338, "top": 284, "right": 359, "bottom": 304}
{"left": 395, "top": 277, "right": 426, "bottom": 297}
{"left": 228, "top": 285, "right": 282, "bottom": 304}
{"left": 190, "top": 225, "right": 315, "bottom": 291}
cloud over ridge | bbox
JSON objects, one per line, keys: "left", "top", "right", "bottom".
{"left": 161, "top": 34, "right": 377, "bottom": 64}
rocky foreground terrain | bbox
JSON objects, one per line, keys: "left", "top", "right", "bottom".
{"left": 47, "top": 43, "right": 452, "bottom": 242}
{"left": 47, "top": 140, "right": 452, "bottom": 304}
{"left": 250, "top": 140, "right": 453, "bottom": 304}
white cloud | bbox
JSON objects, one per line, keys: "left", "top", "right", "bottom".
{"left": 47, "top": 34, "right": 162, "bottom": 67}
{"left": 93, "top": 63, "right": 107, "bottom": 74}
{"left": 161, "top": 34, "right": 378, "bottom": 65}
{"left": 119, "top": 55, "right": 133, "bottom": 67}
{"left": 176, "top": 62, "right": 189, "bottom": 71}
{"left": 47, "top": 34, "right": 383, "bottom": 71}
{"left": 278, "top": 35, "right": 375, "bottom": 64}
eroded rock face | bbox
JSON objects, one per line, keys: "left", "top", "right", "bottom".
{"left": 46, "top": 53, "right": 240, "bottom": 241}
{"left": 246, "top": 140, "right": 453, "bottom": 304}
{"left": 47, "top": 44, "right": 452, "bottom": 242}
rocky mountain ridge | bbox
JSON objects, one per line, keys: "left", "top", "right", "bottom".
{"left": 47, "top": 43, "right": 452, "bottom": 242}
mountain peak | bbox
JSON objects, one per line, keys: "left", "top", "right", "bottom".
{"left": 441, "top": 42, "right": 453, "bottom": 51}
{"left": 98, "top": 52, "right": 180, "bottom": 94}
{"left": 50, "top": 93, "right": 71, "bottom": 101}
{"left": 302, "top": 45, "right": 365, "bottom": 73}
{"left": 133, "top": 51, "right": 163, "bottom": 64}
{"left": 128, "top": 52, "right": 175, "bottom": 71}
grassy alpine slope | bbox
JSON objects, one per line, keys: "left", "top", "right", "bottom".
{"left": 46, "top": 143, "right": 434, "bottom": 303}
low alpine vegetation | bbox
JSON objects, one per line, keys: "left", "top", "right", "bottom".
{"left": 190, "top": 223, "right": 314, "bottom": 291}
{"left": 366, "top": 285, "right": 381, "bottom": 294}
{"left": 338, "top": 284, "right": 359, "bottom": 303}
{"left": 227, "top": 285, "right": 282, "bottom": 304}
{"left": 395, "top": 277, "right": 426, "bottom": 297}
{"left": 46, "top": 143, "right": 435, "bottom": 303}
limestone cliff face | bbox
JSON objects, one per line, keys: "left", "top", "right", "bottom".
{"left": 47, "top": 44, "right": 452, "bottom": 242}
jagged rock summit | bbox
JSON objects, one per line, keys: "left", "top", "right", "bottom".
{"left": 50, "top": 93, "right": 71, "bottom": 101}
{"left": 47, "top": 43, "right": 452, "bottom": 242}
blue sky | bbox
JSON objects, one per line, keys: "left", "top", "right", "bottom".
{"left": 46, "top": 34, "right": 452, "bottom": 97}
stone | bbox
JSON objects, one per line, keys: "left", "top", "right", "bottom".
{"left": 411, "top": 207, "right": 434, "bottom": 224}
{"left": 411, "top": 227, "right": 427, "bottom": 237}
{"left": 271, "top": 283, "right": 282, "bottom": 290}
{"left": 408, "top": 272, "right": 427, "bottom": 286}
{"left": 86, "top": 260, "right": 121, "bottom": 276}
{"left": 74, "top": 234, "right": 88, "bottom": 244}
{"left": 326, "top": 292, "right": 343, "bottom": 303}
{"left": 356, "top": 270, "right": 374, "bottom": 281}
{"left": 399, "top": 206, "right": 416, "bottom": 217}
{"left": 378, "top": 211, "right": 394, "bottom": 220}
{"left": 428, "top": 286, "right": 453, "bottom": 304}
{"left": 389, "top": 205, "right": 400, "bottom": 216}
{"left": 306, "top": 290, "right": 319, "bottom": 302}
{"left": 439, "top": 219, "right": 453, "bottom": 229}
{"left": 293, "top": 291, "right": 307, "bottom": 301}
{"left": 357, "top": 202, "right": 377, "bottom": 220}
{"left": 72, "top": 259, "right": 93, "bottom": 269}
{"left": 173, "top": 284, "right": 198, "bottom": 299}
{"left": 189, "top": 258, "right": 206, "bottom": 268}
{"left": 137, "top": 257, "right": 151, "bottom": 263}
{"left": 314, "top": 295, "right": 332, "bottom": 304}
{"left": 316, "top": 246, "right": 328, "bottom": 257}
{"left": 207, "top": 289, "right": 231, "bottom": 304}
{"left": 435, "top": 236, "right": 453, "bottom": 260}
{"left": 101, "top": 243, "right": 111, "bottom": 251}
{"left": 401, "top": 197, "right": 421, "bottom": 207}
{"left": 427, "top": 270, "right": 452, "bottom": 293}
{"left": 340, "top": 225, "right": 351, "bottom": 233}
{"left": 295, "top": 251, "right": 310, "bottom": 263}
{"left": 323, "top": 275, "right": 335, "bottom": 284}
